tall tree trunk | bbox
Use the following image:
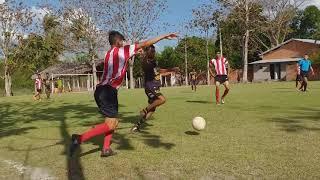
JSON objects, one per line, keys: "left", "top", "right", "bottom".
{"left": 185, "top": 38, "right": 188, "bottom": 86}
{"left": 92, "top": 59, "right": 97, "bottom": 89}
{"left": 242, "top": 0, "right": 249, "bottom": 83}
{"left": 4, "top": 61, "right": 12, "bottom": 96}
{"left": 206, "top": 30, "right": 210, "bottom": 85}
{"left": 129, "top": 56, "right": 135, "bottom": 89}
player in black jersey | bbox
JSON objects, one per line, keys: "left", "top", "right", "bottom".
{"left": 131, "top": 45, "right": 166, "bottom": 132}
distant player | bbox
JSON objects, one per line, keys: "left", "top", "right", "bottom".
{"left": 69, "top": 31, "right": 177, "bottom": 157}
{"left": 189, "top": 69, "right": 197, "bottom": 92}
{"left": 44, "top": 73, "right": 51, "bottom": 99}
{"left": 295, "top": 70, "right": 302, "bottom": 90}
{"left": 297, "top": 54, "right": 315, "bottom": 92}
{"left": 209, "top": 52, "right": 230, "bottom": 105}
{"left": 33, "top": 74, "right": 42, "bottom": 101}
{"left": 131, "top": 45, "right": 166, "bottom": 132}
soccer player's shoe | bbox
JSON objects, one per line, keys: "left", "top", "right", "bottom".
{"left": 130, "top": 123, "right": 141, "bottom": 133}
{"left": 69, "top": 134, "right": 81, "bottom": 157}
{"left": 221, "top": 98, "right": 225, "bottom": 104}
{"left": 101, "top": 148, "right": 117, "bottom": 157}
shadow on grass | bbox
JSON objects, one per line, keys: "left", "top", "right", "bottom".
{"left": 266, "top": 107, "right": 320, "bottom": 133}
{"left": 0, "top": 99, "right": 175, "bottom": 179}
{"left": 184, "top": 131, "right": 200, "bottom": 135}
{"left": 186, "top": 100, "right": 212, "bottom": 104}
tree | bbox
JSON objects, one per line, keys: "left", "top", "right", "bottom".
{"left": 290, "top": 5, "right": 320, "bottom": 39}
{"left": 191, "top": 2, "right": 218, "bottom": 85}
{"left": 157, "top": 46, "right": 181, "bottom": 69}
{"left": 260, "top": 0, "right": 306, "bottom": 47}
{"left": 0, "top": 0, "right": 34, "bottom": 96}
{"left": 218, "top": 0, "right": 265, "bottom": 82}
{"left": 175, "top": 36, "right": 215, "bottom": 74}
{"left": 12, "top": 14, "right": 64, "bottom": 72}
{"left": 107, "top": 0, "right": 167, "bottom": 89}
{"left": 61, "top": 0, "right": 112, "bottom": 88}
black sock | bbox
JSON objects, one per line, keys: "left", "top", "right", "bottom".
{"left": 304, "top": 82, "right": 307, "bottom": 91}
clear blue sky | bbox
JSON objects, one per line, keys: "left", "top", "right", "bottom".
{"left": 26, "top": 0, "right": 215, "bottom": 50}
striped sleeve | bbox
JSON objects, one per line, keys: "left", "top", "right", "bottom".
{"left": 129, "top": 44, "right": 138, "bottom": 57}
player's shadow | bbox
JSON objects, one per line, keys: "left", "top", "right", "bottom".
{"left": 185, "top": 100, "right": 212, "bottom": 104}
{"left": 266, "top": 107, "right": 320, "bottom": 133}
{"left": 184, "top": 131, "right": 200, "bottom": 135}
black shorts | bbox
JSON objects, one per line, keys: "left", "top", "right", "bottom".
{"left": 36, "top": 89, "right": 42, "bottom": 93}
{"left": 145, "top": 80, "right": 162, "bottom": 112}
{"left": 94, "top": 85, "right": 118, "bottom": 118}
{"left": 300, "top": 71, "right": 309, "bottom": 78}
{"left": 191, "top": 79, "right": 197, "bottom": 85}
{"left": 215, "top": 75, "right": 228, "bottom": 84}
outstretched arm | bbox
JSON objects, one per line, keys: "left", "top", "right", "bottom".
{"left": 137, "top": 33, "right": 178, "bottom": 49}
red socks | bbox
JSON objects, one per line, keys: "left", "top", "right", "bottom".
{"left": 215, "top": 87, "right": 220, "bottom": 103}
{"left": 80, "top": 123, "right": 111, "bottom": 143}
{"left": 103, "top": 133, "right": 113, "bottom": 150}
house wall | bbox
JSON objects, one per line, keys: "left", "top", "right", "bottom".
{"left": 253, "top": 64, "right": 270, "bottom": 81}
{"left": 280, "top": 63, "right": 287, "bottom": 80}
{"left": 263, "top": 40, "right": 320, "bottom": 60}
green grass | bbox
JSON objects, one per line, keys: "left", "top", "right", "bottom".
{"left": 0, "top": 82, "right": 320, "bottom": 179}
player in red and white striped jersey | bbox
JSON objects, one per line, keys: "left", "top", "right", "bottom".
{"left": 69, "top": 30, "right": 178, "bottom": 158}
{"left": 33, "top": 74, "right": 42, "bottom": 101}
{"left": 209, "top": 52, "right": 230, "bottom": 105}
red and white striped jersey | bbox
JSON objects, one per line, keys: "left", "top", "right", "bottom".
{"left": 35, "top": 78, "right": 42, "bottom": 89}
{"left": 100, "top": 44, "right": 137, "bottom": 89}
{"left": 210, "top": 57, "right": 228, "bottom": 75}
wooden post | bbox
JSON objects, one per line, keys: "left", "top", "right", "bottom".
{"left": 77, "top": 77, "right": 80, "bottom": 91}
{"left": 165, "top": 76, "right": 167, "bottom": 87}
{"left": 62, "top": 78, "right": 65, "bottom": 93}
{"left": 51, "top": 74, "right": 54, "bottom": 94}
{"left": 160, "top": 74, "right": 163, "bottom": 86}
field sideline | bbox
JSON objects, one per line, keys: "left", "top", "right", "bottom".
{"left": 0, "top": 82, "right": 320, "bottom": 179}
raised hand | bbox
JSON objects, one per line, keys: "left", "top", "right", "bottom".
{"left": 165, "top": 33, "right": 178, "bottom": 40}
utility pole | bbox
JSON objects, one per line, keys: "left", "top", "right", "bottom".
{"left": 185, "top": 37, "right": 188, "bottom": 86}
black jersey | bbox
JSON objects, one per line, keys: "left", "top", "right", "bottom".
{"left": 142, "top": 59, "right": 160, "bottom": 82}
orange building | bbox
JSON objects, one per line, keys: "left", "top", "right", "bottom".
{"left": 250, "top": 39, "right": 320, "bottom": 81}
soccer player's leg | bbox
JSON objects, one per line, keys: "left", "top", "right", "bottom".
{"left": 69, "top": 85, "right": 118, "bottom": 157}
{"left": 221, "top": 80, "right": 230, "bottom": 104}
{"left": 303, "top": 76, "right": 308, "bottom": 92}
{"left": 215, "top": 76, "right": 221, "bottom": 104}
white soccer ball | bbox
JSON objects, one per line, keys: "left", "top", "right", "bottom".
{"left": 192, "top": 117, "right": 206, "bottom": 131}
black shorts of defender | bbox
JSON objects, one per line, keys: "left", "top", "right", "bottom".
{"left": 36, "top": 89, "right": 42, "bottom": 93}
{"left": 300, "top": 71, "right": 309, "bottom": 78}
{"left": 145, "top": 80, "right": 162, "bottom": 112}
{"left": 191, "top": 79, "right": 197, "bottom": 86}
{"left": 94, "top": 85, "right": 118, "bottom": 118}
{"left": 215, "top": 75, "right": 228, "bottom": 84}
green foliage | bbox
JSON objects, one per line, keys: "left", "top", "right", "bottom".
{"left": 289, "top": 5, "right": 320, "bottom": 39}
{"left": 157, "top": 46, "right": 181, "bottom": 69}
{"left": 11, "top": 15, "right": 64, "bottom": 73}
{"left": 175, "top": 36, "right": 215, "bottom": 73}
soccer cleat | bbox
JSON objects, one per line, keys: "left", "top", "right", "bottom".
{"left": 130, "top": 124, "right": 141, "bottom": 133}
{"left": 69, "top": 134, "right": 81, "bottom": 157}
{"left": 221, "top": 98, "right": 225, "bottom": 104}
{"left": 101, "top": 148, "right": 117, "bottom": 157}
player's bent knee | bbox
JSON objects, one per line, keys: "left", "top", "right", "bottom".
{"left": 159, "top": 96, "right": 166, "bottom": 104}
{"left": 105, "top": 118, "right": 119, "bottom": 130}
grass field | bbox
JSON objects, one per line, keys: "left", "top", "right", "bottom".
{"left": 0, "top": 82, "right": 320, "bottom": 180}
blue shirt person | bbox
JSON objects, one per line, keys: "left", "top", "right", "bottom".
{"left": 297, "top": 54, "right": 315, "bottom": 76}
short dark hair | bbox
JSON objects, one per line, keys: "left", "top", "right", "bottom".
{"left": 108, "top": 31, "right": 125, "bottom": 45}
{"left": 144, "top": 44, "right": 155, "bottom": 51}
